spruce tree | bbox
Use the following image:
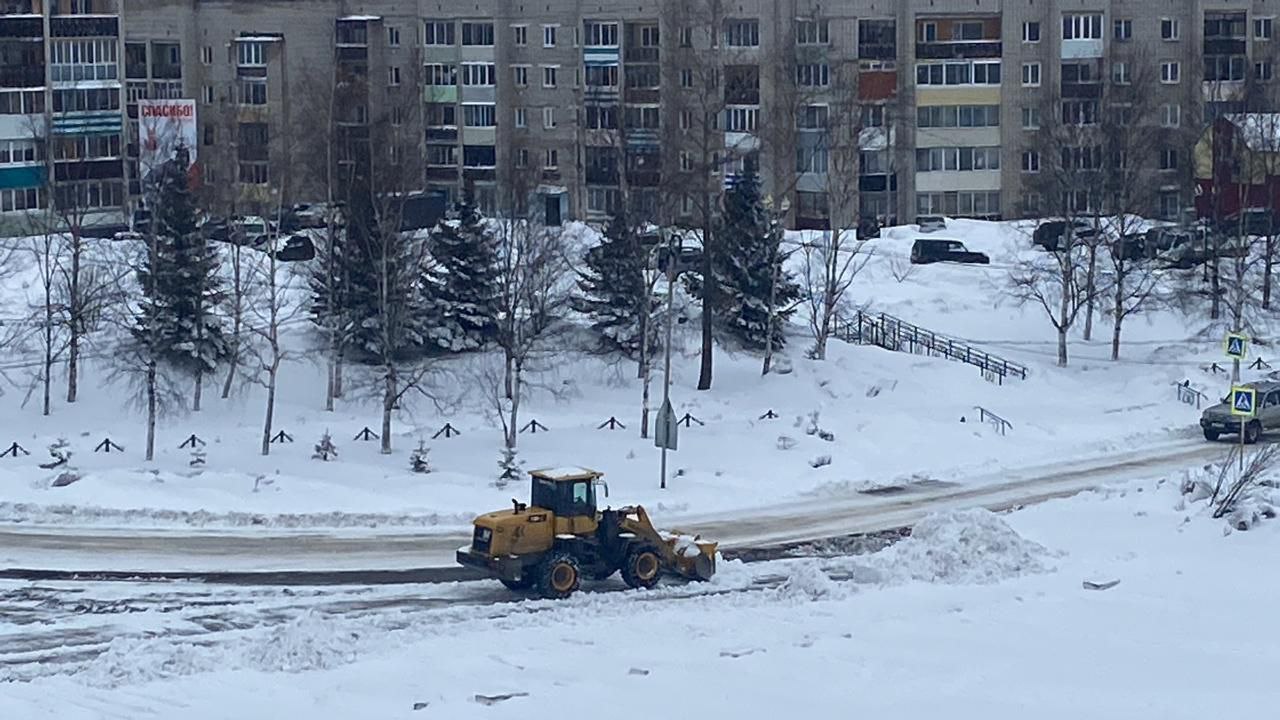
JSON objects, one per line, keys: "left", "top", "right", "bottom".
{"left": 146, "top": 150, "right": 228, "bottom": 404}
{"left": 573, "top": 209, "right": 653, "bottom": 357}
{"left": 428, "top": 195, "right": 499, "bottom": 352}
{"left": 712, "top": 165, "right": 800, "bottom": 351}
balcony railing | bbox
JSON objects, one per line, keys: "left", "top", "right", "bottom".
{"left": 0, "top": 64, "right": 45, "bottom": 87}
{"left": 624, "top": 46, "right": 658, "bottom": 63}
{"left": 624, "top": 87, "right": 659, "bottom": 104}
{"left": 50, "top": 16, "right": 119, "bottom": 38}
{"left": 1204, "top": 38, "right": 1246, "bottom": 55}
{"left": 626, "top": 170, "right": 661, "bottom": 187}
{"left": 1060, "top": 82, "right": 1102, "bottom": 99}
{"left": 585, "top": 166, "right": 618, "bottom": 184}
{"left": 915, "top": 41, "right": 1001, "bottom": 60}
{"left": 725, "top": 88, "right": 760, "bottom": 104}
{"left": 151, "top": 63, "right": 181, "bottom": 80}
{"left": 859, "top": 42, "right": 896, "bottom": 60}
{"left": 0, "top": 16, "right": 43, "bottom": 39}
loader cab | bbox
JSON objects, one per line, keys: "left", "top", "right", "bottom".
{"left": 528, "top": 467, "right": 605, "bottom": 535}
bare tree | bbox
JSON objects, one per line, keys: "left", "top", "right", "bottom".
{"left": 492, "top": 192, "right": 574, "bottom": 450}
{"left": 245, "top": 226, "right": 300, "bottom": 456}
{"left": 22, "top": 228, "right": 66, "bottom": 416}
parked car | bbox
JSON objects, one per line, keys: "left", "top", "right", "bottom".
{"left": 273, "top": 233, "right": 316, "bottom": 262}
{"left": 1199, "top": 380, "right": 1280, "bottom": 442}
{"left": 916, "top": 215, "right": 946, "bottom": 233}
{"left": 1032, "top": 219, "right": 1101, "bottom": 251}
{"left": 910, "top": 238, "right": 990, "bottom": 265}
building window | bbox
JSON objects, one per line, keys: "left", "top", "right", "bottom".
{"left": 1161, "top": 18, "right": 1180, "bottom": 41}
{"left": 725, "top": 106, "right": 758, "bottom": 132}
{"left": 462, "top": 144, "right": 496, "bottom": 167}
{"left": 680, "top": 68, "right": 693, "bottom": 88}
{"left": 796, "top": 19, "right": 829, "bottom": 45}
{"left": 50, "top": 38, "right": 119, "bottom": 82}
{"left": 680, "top": 27, "right": 693, "bottom": 47}
{"left": 585, "top": 21, "right": 619, "bottom": 47}
{"left": 424, "top": 21, "right": 456, "bottom": 46}
{"left": 425, "top": 64, "right": 457, "bottom": 85}
{"left": 917, "top": 104, "right": 1000, "bottom": 128}
{"left": 917, "top": 191, "right": 1000, "bottom": 218}
{"left": 1023, "top": 22, "right": 1040, "bottom": 43}
{"left": 1161, "top": 104, "right": 1180, "bottom": 127}
{"left": 1021, "top": 150, "right": 1040, "bottom": 173}
{"left": 1257, "top": 61, "right": 1274, "bottom": 82}
{"left": 1062, "top": 14, "right": 1103, "bottom": 40}
{"left": 679, "top": 110, "right": 693, "bottom": 130}
{"left": 388, "top": 66, "right": 401, "bottom": 86}
{"left": 542, "top": 65, "right": 558, "bottom": 88}
{"left": 0, "top": 139, "right": 41, "bottom": 165}
{"left": 796, "top": 146, "right": 828, "bottom": 174}
{"left": 513, "top": 65, "right": 528, "bottom": 87}
{"left": 200, "top": 46, "right": 213, "bottom": 65}
{"left": 679, "top": 151, "right": 692, "bottom": 171}
{"left": 1021, "top": 106, "right": 1040, "bottom": 130}
{"left": 461, "top": 22, "right": 495, "bottom": 46}
{"left": 201, "top": 85, "right": 214, "bottom": 104}
{"left": 585, "top": 65, "right": 618, "bottom": 87}
{"left": 796, "top": 63, "right": 830, "bottom": 87}
{"left": 585, "top": 105, "right": 616, "bottom": 129}
{"left": 915, "top": 146, "right": 1001, "bottom": 172}
{"left": 387, "top": 26, "right": 401, "bottom": 47}
{"left": 543, "top": 107, "right": 556, "bottom": 129}
{"left": 1159, "top": 190, "right": 1180, "bottom": 219}
{"left": 1161, "top": 62, "right": 1180, "bottom": 84}
{"left": 512, "top": 25, "right": 527, "bottom": 46}
{"left": 1159, "top": 148, "right": 1178, "bottom": 171}
{"left": 514, "top": 107, "right": 527, "bottom": 128}
{"left": 543, "top": 24, "right": 557, "bottom": 47}
{"left": 1111, "top": 104, "right": 1133, "bottom": 127}
{"left": 426, "top": 144, "right": 457, "bottom": 165}
{"left": 236, "top": 41, "right": 264, "bottom": 67}
{"left": 1205, "top": 56, "right": 1246, "bottom": 82}
{"left": 463, "top": 103, "right": 496, "bottom": 127}
{"left": 1256, "top": 18, "right": 1274, "bottom": 40}
{"left": 238, "top": 79, "right": 267, "bottom": 105}
{"left": 919, "top": 22, "right": 937, "bottom": 43}
{"left": 462, "top": 63, "right": 495, "bottom": 86}
{"left": 202, "top": 125, "right": 214, "bottom": 146}
{"left": 391, "top": 106, "right": 403, "bottom": 126}
{"left": 1112, "top": 61, "right": 1130, "bottom": 85}
{"left": 862, "top": 105, "right": 887, "bottom": 127}
{"left": 514, "top": 148, "right": 528, "bottom": 168}
{"left": 425, "top": 104, "right": 456, "bottom": 126}
{"left": 1020, "top": 191, "right": 1042, "bottom": 216}
{"left": 238, "top": 163, "right": 269, "bottom": 185}
{"left": 544, "top": 148, "right": 558, "bottom": 169}
{"left": 1022, "top": 62, "right": 1041, "bottom": 87}
{"left": 1113, "top": 19, "right": 1132, "bottom": 41}
{"left": 723, "top": 19, "right": 759, "bottom": 47}
{"left": 1062, "top": 100, "right": 1099, "bottom": 125}
{"left": 640, "top": 25, "right": 660, "bottom": 47}
{"left": 917, "top": 61, "right": 1000, "bottom": 86}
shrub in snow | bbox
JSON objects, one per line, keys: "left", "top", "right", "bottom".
{"left": 809, "top": 455, "right": 832, "bottom": 468}
{"left": 409, "top": 440, "right": 432, "bottom": 474}
{"left": 1178, "top": 448, "right": 1280, "bottom": 531}
{"left": 776, "top": 435, "right": 797, "bottom": 451}
{"left": 39, "top": 438, "right": 71, "bottom": 469}
{"left": 871, "top": 509, "right": 1056, "bottom": 585}
{"left": 770, "top": 355, "right": 794, "bottom": 374}
{"left": 496, "top": 446, "right": 522, "bottom": 488}
{"left": 312, "top": 431, "right": 338, "bottom": 461}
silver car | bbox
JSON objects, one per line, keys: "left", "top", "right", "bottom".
{"left": 1199, "top": 380, "right": 1280, "bottom": 442}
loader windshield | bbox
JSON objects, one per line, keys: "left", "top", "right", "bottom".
{"left": 531, "top": 478, "right": 558, "bottom": 510}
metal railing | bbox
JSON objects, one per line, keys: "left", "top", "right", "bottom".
{"left": 835, "top": 310, "right": 1028, "bottom": 384}
{"left": 974, "top": 406, "right": 1012, "bottom": 436}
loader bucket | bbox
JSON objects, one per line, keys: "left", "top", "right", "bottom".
{"left": 666, "top": 538, "right": 718, "bottom": 581}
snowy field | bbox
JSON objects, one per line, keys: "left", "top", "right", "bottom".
{"left": 1, "top": 475, "right": 1275, "bottom": 718}
{"left": 0, "top": 218, "right": 1250, "bottom": 541}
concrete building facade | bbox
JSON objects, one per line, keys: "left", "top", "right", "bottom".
{"left": 2, "top": 0, "right": 1278, "bottom": 234}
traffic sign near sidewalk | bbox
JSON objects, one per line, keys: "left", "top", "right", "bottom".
{"left": 1225, "top": 332, "right": 1250, "bottom": 360}
{"left": 1231, "top": 386, "right": 1256, "bottom": 417}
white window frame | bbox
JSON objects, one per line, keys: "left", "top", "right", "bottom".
{"left": 1112, "top": 61, "right": 1130, "bottom": 85}
{"left": 1114, "top": 19, "right": 1132, "bottom": 42}
{"left": 388, "top": 66, "right": 401, "bottom": 86}
{"left": 1160, "top": 18, "right": 1180, "bottom": 41}
{"left": 513, "top": 65, "right": 529, "bottom": 87}
{"left": 1022, "top": 21, "right": 1040, "bottom": 43}
{"left": 1021, "top": 150, "right": 1040, "bottom": 173}
{"left": 200, "top": 45, "right": 213, "bottom": 65}
{"left": 1021, "top": 106, "right": 1040, "bottom": 130}
{"left": 543, "top": 106, "right": 556, "bottom": 129}
{"left": 462, "top": 63, "right": 496, "bottom": 87}
{"left": 1257, "top": 61, "right": 1274, "bottom": 82}
{"left": 514, "top": 107, "right": 527, "bottom": 128}
{"left": 1022, "top": 62, "right": 1041, "bottom": 87}
{"left": 1256, "top": 17, "right": 1274, "bottom": 40}
{"left": 423, "top": 21, "right": 455, "bottom": 46}
{"left": 387, "top": 26, "right": 401, "bottom": 47}
{"left": 1161, "top": 61, "right": 1180, "bottom": 84}
{"left": 544, "top": 148, "right": 559, "bottom": 169}
{"left": 1161, "top": 103, "right": 1181, "bottom": 128}
{"left": 511, "top": 24, "right": 528, "bottom": 46}
{"left": 542, "top": 64, "right": 558, "bottom": 88}
{"left": 543, "top": 24, "right": 558, "bottom": 47}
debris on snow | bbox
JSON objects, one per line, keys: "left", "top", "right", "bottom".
{"left": 473, "top": 692, "right": 529, "bottom": 706}
{"left": 1082, "top": 579, "right": 1121, "bottom": 591}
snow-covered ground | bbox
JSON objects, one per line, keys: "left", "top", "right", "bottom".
{"left": 2, "top": 475, "right": 1275, "bottom": 717}
{"left": 0, "top": 219, "right": 1236, "bottom": 540}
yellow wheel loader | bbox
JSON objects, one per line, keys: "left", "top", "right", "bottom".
{"left": 456, "top": 467, "right": 718, "bottom": 599}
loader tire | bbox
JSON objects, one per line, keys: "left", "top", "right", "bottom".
{"left": 500, "top": 575, "right": 534, "bottom": 591}
{"left": 621, "top": 545, "right": 662, "bottom": 590}
{"left": 537, "top": 552, "right": 581, "bottom": 599}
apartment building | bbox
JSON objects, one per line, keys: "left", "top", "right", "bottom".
{"left": 1, "top": 0, "right": 1276, "bottom": 236}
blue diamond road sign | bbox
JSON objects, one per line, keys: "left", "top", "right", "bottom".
{"left": 1231, "top": 386, "right": 1256, "bottom": 417}
{"left": 1225, "top": 333, "right": 1249, "bottom": 359}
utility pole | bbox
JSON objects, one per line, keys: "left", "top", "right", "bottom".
{"left": 659, "top": 232, "right": 678, "bottom": 491}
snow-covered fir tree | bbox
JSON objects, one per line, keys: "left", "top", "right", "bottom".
{"left": 711, "top": 164, "right": 800, "bottom": 351}
{"left": 140, "top": 147, "right": 229, "bottom": 409}
{"left": 409, "top": 439, "right": 432, "bottom": 473}
{"left": 427, "top": 195, "right": 499, "bottom": 352}
{"left": 312, "top": 430, "right": 338, "bottom": 461}
{"left": 573, "top": 209, "right": 655, "bottom": 357}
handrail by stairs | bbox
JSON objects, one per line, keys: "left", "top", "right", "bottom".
{"left": 835, "top": 310, "right": 1028, "bottom": 385}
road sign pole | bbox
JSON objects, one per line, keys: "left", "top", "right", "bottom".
{"left": 1240, "top": 416, "right": 1246, "bottom": 472}
{"left": 659, "top": 234, "right": 677, "bottom": 491}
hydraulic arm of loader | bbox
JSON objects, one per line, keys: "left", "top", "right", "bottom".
{"left": 617, "top": 505, "right": 717, "bottom": 581}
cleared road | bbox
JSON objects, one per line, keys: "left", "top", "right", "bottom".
{"left": 0, "top": 436, "right": 1224, "bottom": 581}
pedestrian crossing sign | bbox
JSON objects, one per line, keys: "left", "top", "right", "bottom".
{"left": 1231, "top": 386, "right": 1256, "bottom": 417}
{"left": 1225, "top": 332, "right": 1250, "bottom": 360}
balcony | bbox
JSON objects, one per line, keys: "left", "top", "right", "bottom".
{"left": 425, "top": 127, "right": 458, "bottom": 142}
{"left": 585, "top": 166, "right": 617, "bottom": 184}
{"left": 424, "top": 85, "right": 457, "bottom": 103}
{"left": 0, "top": 65, "right": 45, "bottom": 87}
{"left": 915, "top": 41, "right": 1001, "bottom": 60}
{"left": 624, "top": 87, "right": 659, "bottom": 104}
{"left": 50, "top": 16, "right": 119, "bottom": 38}
{"left": 0, "top": 16, "right": 42, "bottom": 39}
{"left": 725, "top": 87, "right": 760, "bottom": 105}
{"left": 1061, "top": 82, "right": 1102, "bottom": 99}
{"left": 151, "top": 63, "right": 181, "bottom": 80}
{"left": 426, "top": 166, "right": 458, "bottom": 181}
{"left": 462, "top": 167, "right": 495, "bottom": 182}
{"left": 858, "top": 42, "right": 896, "bottom": 61}
{"left": 1204, "top": 38, "right": 1246, "bottom": 56}
{"left": 626, "top": 170, "right": 661, "bottom": 187}
{"left": 625, "top": 45, "right": 658, "bottom": 63}
{"left": 585, "top": 85, "right": 619, "bottom": 103}
{"left": 53, "top": 159, "right": 123, "bottom": 182}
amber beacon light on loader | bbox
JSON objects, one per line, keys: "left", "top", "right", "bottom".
{"left": 457, "top": 467, "right": 718, "bottom": 599}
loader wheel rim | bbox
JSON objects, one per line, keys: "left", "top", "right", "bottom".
{"left": 636, "top": 553, "right": 659, "bottom": 581}
{"left": 551, "top": 563, "right": 576, "bottom": 592}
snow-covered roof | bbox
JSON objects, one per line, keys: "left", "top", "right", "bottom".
{"left": 530, "top": 466, "right": 602, "bottom": 481}
{"left": 1225, "top": 114, "right": 1280, "bottom": 151}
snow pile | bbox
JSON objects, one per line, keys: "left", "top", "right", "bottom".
{"left": 871, "top": 509, "right": 1057, "bottom": 585}
{"left": 775, "top": 561, "right": 848, "bottom": 601}
{"left": 242, "top": 612, "right": 362, "bottom": 672}
{"left": 1177, "top": 464, "right": 1280, "bottom": 532}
